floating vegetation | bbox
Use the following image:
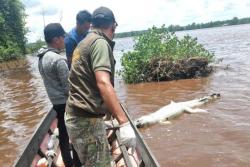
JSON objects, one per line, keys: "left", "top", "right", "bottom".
{"left": 121, "top": 25, "right": 214, "bottom": 84}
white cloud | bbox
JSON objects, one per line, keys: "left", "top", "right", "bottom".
{"left": 22, "top": 0, "right": 250, "bottom": 42}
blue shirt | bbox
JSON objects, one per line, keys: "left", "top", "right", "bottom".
{"left": 64, "top": 28, "right": 87, "bottom": 68}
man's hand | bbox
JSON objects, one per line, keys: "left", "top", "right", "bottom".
{"left": 119, "top": 122, "right": 136, "bottom": 150}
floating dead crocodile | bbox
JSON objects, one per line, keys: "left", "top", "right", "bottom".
{"left": 135, "top": 93, "right": 220, "bottom": 128}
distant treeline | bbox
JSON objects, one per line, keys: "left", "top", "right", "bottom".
{"left": 115, "top": 17, "right": 250, "bottom": 38}
{"left": 26, "top": 39, "right": 46, "bottom": 54}
{"left": 0, "top": 0, "right": 26, "bottom": 62}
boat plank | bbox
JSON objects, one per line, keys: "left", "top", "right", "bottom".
{"left": 13, "top": 109, "right": 57, "bottom": 167}
{"left": 121, "top": 104, "right": 160, "bottom": 167}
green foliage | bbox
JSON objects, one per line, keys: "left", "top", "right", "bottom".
{"left": 0, "top": 0, "right": 26, "bottom": 62}
{"left": 121, "top": 25, "right": 214, "bottom": 83}
{"left": 115, "top": 30, "right": 147, "bottom": 38}
{"left": 26, "top": 39, "right": 46, "bottom": 54}
{"left": 0, "top": 41, "right": 22, "bottom": 62}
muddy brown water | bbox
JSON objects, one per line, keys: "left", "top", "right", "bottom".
{"left": 1, "top": 24, "right": 250, "bottom": 166}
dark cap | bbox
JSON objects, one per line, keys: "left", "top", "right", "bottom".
{"left": 44, "top": 23, "right": 65, "bottom": 43}
{"left": 92, "top": 6, "right": 116, "bottom": 23}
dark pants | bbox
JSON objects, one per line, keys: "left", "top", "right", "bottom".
{"left": 53, "top": 104, "right": 82, "bottom": 167}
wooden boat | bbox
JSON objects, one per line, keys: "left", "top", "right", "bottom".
{"left": 13, "top": 105, "right": 160, "bottom": 167}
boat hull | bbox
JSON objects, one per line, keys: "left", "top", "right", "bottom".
{"left": 13, "top": 106, "right": 160, "bottom": 167}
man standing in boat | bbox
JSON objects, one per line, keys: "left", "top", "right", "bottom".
{"left": 65, "top": 6, "right": 137, "bottom": 166}
{"left": 65, "top": 10, "right": 92, "bottom": 69}
{"left": 37, "top": 23, "right": 74, "bottom": 166}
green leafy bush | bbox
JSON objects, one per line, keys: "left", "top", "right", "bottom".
{"left": 26, "top": 39, "right": 46, "bottom": 54}
{"left": 0, "top": 0, "right": 26, "bottom": 62}
{"left": 0, "top": 41, "right": 22, "bottom": 62}
{"left": 121, "top": 25, "right": 214, "bottom": 83}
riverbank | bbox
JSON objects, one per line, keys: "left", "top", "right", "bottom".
{"left": 0, "top": 57, "right": 28, "bottom": 72}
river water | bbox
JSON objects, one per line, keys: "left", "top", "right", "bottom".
{"left": 1, "top": 24, "right": 250, "bottom": 166}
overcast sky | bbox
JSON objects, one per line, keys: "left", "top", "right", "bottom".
{"left": 22, "top": 0, "right": 250, "bottom": 42}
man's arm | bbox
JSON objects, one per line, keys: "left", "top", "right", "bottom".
{"left": 56, "top": 59, "right": 69, "bottom": 95}
{"left": 95, "top": 70, "right": 128, "bottom": 125}
{"left": 64, "top": 37, "right": 77, "bottom": 68}
{"left": 96, "top": 70, "right": 137, "bottom": 150}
